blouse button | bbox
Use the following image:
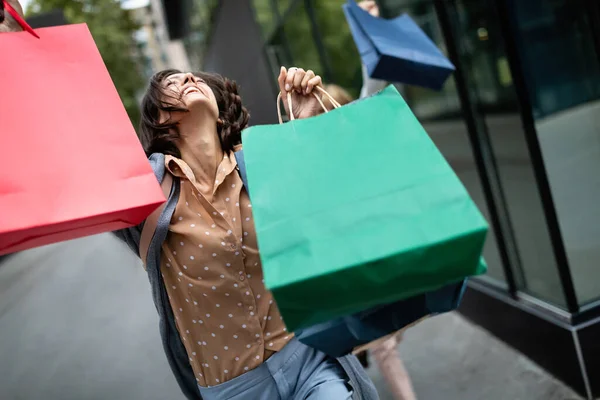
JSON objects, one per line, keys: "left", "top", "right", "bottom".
{"left": 239, "top": 275, "right": 245, "bottom": 281}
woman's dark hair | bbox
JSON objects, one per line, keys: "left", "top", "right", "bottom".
{"left": 139, "top": 69, "right": 250, "bottom": 158}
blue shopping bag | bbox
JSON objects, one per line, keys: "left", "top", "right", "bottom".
{"left": 343, "top": 0, "right": 455, "bottom": 90}
{"left": 296, "top": 279, "right": 469, "bottom": 357}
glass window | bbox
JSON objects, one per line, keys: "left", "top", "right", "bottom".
{"left": 511, "top": 0, "right": 600, "bottom": 118}
{"left": 379, "top": 0, "right": 507, "bottom": 285}
{"left": 510, "top": 0, "right": 600, "bottom": 306}
{"left": 379, "top": 0, "right": 474, "bottom": 121}
{"left": 447, "top": 0, "right": 567, "bottom": 306}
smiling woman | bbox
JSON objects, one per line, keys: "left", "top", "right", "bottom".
{"left": 115, "top": 65, "right": 377, "bottom": 400}
{"left": 138, "top": 69, "right": 249, "bottom": 159}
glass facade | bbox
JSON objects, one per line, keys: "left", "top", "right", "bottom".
{"left": 508, "top": 0, "right": 600, "bottom": 306}
{"left": 249, "top": 0, "right": 600, "bottom": 313}
{"left": 444, "top": 0, "right": 567, "bottom": 306}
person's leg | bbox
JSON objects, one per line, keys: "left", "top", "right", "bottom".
{"left": 298, "top": 358, "right": 353, "bottom": 400}
{"left": 285, "top": 341, "right": 353, "bottom": 400}
{"left": 197, "top": 361, "right": 281, "bottom": 400}
{"left": 197, "top": 339, "right": 354, "bottom": 400}
{"left": 371, "top": 335, "right": 417, "bottom": 400}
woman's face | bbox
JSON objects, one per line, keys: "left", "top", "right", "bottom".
{"left": 162, "top": 72, "right": 219, "bottom": 122}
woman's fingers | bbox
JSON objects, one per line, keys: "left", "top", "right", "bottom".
{"left": 285, "top": 67, "right": 298, "bottom": 92}
{"left": 306, "top": 75, "right": 322, "bottom": 94}
{"left": 369, "top": 5, "right": 379, "bottom": 17}
{"left": 278, "top": 66, "right": 288, "bottom": 95}
{"left": 358, "top": 0, "right": 376, "bottom": 11}
{"left": 292, "top": 68, "right": 305, "bottom": 92}
{"left": 286, "top": 67, "right": 305, "bottom": 93}
{"left": 358, "top": 0, "right": 379, "bottom": 16}
{"left": 301, "top": 70, "right": 315, "bottom": 94}
{"left": 279, "top": 66, "right": 322, "bottom": 94}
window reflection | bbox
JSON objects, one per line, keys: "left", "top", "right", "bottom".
{"left": 511, "top": 0, "right": 600, "bottom": 118}
{"left": 248, "top": 0, "right": 600, "bottom": 306}
{"left": 511, "top": 0, "right": 600, "bottom": 306}
{"left": 450, "top": 0, "right": 567, "bottom": 306}
{"left": 380, "top": 0, "right": 508, "bottom": 284}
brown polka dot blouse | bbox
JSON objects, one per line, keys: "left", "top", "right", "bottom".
{"left": 159, "top": 152, "right": 292, "bottom": 387}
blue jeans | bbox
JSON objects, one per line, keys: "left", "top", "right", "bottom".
{"left": 197, "top": 338, "right": 353, "bottom": 400}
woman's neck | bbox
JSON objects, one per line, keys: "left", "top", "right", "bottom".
{"left": 177, "top": 116, "right": 224, "bottom": 197}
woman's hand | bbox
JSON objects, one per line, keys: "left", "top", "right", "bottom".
{"left": 358, "top": 0, "right": 380, "bottom": 17}
{"left": 277, "top": 66, "right": 323, "bottom": 120}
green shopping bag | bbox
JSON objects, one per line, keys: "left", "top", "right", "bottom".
{"left": 241, "top": 85, "right": 488, "bottom": 331}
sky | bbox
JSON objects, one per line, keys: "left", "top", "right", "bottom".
{"left": 20, "top": 0, "right": 151, "bottom": 11}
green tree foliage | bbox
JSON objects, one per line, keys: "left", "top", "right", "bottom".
{"left": 278, "top": 3, "right": 325, "bottom": 78}
{"left": 26, "top": 0, "right": 144, "bottom": 126}
{"left": 310, "top": 0, "right": 362, "bottom": 97}
{"left": 252, "top": 0, "right": 362, "bottom": 98}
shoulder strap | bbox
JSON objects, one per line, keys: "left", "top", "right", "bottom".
{"left": 234, "top": 150, "right": 249, "bottom": 189}
{"left": 139, "top": 150, "right": 247, "bottom": 265}
{"left": 139, "top": 173, "right": 173, "bottom": 266}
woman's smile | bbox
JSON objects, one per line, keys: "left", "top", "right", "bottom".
{"left": 183, "top": 85, "right": 205, "bottom": 97}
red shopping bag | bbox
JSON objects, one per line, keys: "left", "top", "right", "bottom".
{"left": 0, "top": 24, "right": 164, "bottom": 255}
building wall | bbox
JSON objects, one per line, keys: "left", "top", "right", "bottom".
{"left": 148, "top": 0, "right": 190, "bottom": 71}
{"left": 131, "top": 1, "right": 190, "bottom": 79}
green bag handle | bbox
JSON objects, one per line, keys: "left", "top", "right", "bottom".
{"left": 276, "top": 86, "right": 342, "bottom": 124}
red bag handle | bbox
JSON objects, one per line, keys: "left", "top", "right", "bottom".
{"left": 2, "top": 0, "right": 39, "bottom": 38}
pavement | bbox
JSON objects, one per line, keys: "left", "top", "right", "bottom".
{"left": 0, "top": 234, "right": 584, "bottom": 400}
{"left": 367, "top": 314, "right": 582, "bottom": 400}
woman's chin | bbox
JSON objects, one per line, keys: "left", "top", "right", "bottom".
{"left": 185, "top": 96, "right": 211, "bottom": 110}
{"left": 184, "top": 99, "right": 219, "bottom": 121}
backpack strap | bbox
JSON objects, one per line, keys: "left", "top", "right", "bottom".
{"left": 139, "top": 150, "right": 247, "bottom": 266}
{"left": 139, "top": 173, "right": 173, "bottom": 266}
{"left": 234, "top": 150, "right": 249, "bottom": 189}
